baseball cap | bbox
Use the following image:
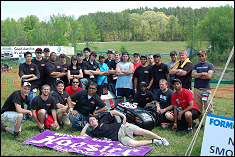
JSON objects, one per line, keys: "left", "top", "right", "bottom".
{"left": 90, "top": 51, "right": 97, "bottom": 57}
{"left": 59, "top": 54, "right": 66, "bottom": 58}
{"left": 197, "top": 50, "right": 207, "bottom": 56}
{"left": 170, "top": 51, "right": 177, "bottom": 56}
{"left": 172, "top": 78, "right": 182, "bottom": 84}
{"left": 56, "top": 79, "right": 64, "bottom": 85}
{"left": 133, "top": 52, "right": 140, "bottom": 57}
{"left": 22, "top": 82, "right": 31, "bottom": 87}
{"left": 122, "top": 51, "right": 129, "bottom": 56}
{"left": 140, "top": 81, "right": 148, "bottom": 87}
{"left": 77, "top": 52, "right": 83, "bottom": 56}
{"left": 71, "top": 55, "right": 78, "bottom": 60}
{"left": 107, "top": 49, "right": 114, "bottom": 54}
{"left": 43, "top": 48, "right": 50, "bottom": 52}
{"left": 35, "top": 48, "right": 42, "bottom": 53}
{"left": 153, "top": 53, "right": 161, "bottom": 58}
{"left": 140, "top": 54, "right": 147, "bottom": 59}
{"left": 99, "top": 54, "right": 105, "bottom": 60}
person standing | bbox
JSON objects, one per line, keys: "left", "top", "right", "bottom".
{"left": 97, "top": 55, "right": 109, "bottom": 94}
{"left": 105, "top": 49, "right": 115, "bottom": 68}
{"left": 32, "top": 48, "right": 49, "bottom": 95}
{"left": 152, "top": 53, "right": 170, "bottom": 97}
{"left": 67, "top": 55, "right": 83, "bottom": 85}
{"left": 148, "top": 54, "right": 155, "bottom": 66}
{"left": 77, "top": 52, "right": 84, "bottom": 68}
{"left": 192, "top": 50, "right": 215, "bottom": 129}
{"left": 43, "top": 48, "right": 50, "bottom": 60}
{"left": 31, "top": 84, "right": 59, "bottom": 133}
{"left": 169, "top": 49, "right": 193, "bottom": 90}
{"left": 59, "top": 54, "right": 70, "bottom": 88}
{"left": 171, "top": 79, "right": 201, "bottom": 136}
{"left": 44, "top": 52, "right": 66, "bottom": 91}
{"left": 132, "top": 52, "right": 141, "bottom": 84}
{"left": 166, "top": 51, "right": 178, "bottom": 90}
{"left": 133, "top": 54, "right": 154, "bottom": 93}
{"left": 116, "top": 51, "right": 134, "bottom": 103}
{"left": 1, "top": 82, "right": 32, "bottom": 142}
{"left": 83, "top": 47, "right": 91, "bottom": 62}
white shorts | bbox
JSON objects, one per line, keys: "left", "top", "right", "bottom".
{"left": 1, "top": 111, "right": 22, "bottom": 132}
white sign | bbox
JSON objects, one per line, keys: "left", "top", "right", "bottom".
{"left": 200, "top": 114, "right": 234, "bottom": 156}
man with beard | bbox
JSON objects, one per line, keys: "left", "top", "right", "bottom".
{"left": 31, "top": 84, "right": 59, "bottom": 133}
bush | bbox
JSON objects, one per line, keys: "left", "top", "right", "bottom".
{"left": 119, "top": 45, "right": 127, "bottom": 53}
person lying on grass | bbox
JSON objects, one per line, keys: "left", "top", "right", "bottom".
{"left": 80, "top": 110, "right": 169, "bottom": 147}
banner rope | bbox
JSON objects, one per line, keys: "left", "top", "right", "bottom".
{"left": 185, "top": 46, "right": 234, "bottom": 156}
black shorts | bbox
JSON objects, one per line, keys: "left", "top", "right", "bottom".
{"left": 177, "top": 109, "right": 201, "bottom": 131}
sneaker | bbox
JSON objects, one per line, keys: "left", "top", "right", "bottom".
{"left": 1, "top": 122, "right": 7, "bottom": 133}
{"left": 13, "top": 131, "right": 24, "bottom": 142}
{"left": 39, "top": 129, "right": 45, "bottom": 133}
{"left": 196, "top": 124, "right": 204, "bottom": 130}
{"left": 71, "top": 128, "right": 78, "bottom": 133}
{"left": 152, "top": 138, "right": 162, "bottom": 146}
{"left": 188, "top": 128, "right": 193, "bottom": 136}
{"left": 161, "top": 137, "right": 169, "bottom": 146}
{"left": 192, "top": 120, "right": 197, "bottom": 129}
{"left": 59, "top": 122, "right": 64, "bottom": 129}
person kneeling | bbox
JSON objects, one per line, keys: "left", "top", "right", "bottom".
{"left": 80, "top": 110, "right": 169, "bottom": 147}
{"left": 31, "top": 84, "right": 59, "bottom": 133}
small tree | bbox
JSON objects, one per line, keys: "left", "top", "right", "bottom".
{"left": 119, "top": 45, "right": 127, "bottom": 53}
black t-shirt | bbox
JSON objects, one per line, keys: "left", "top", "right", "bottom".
{"left": 68, "top": 66, "right": 81, "bottom": 85}
{"left": 70, "top": 90, "right": 106, "bottom": 116}
{"left": 61, "top": 63, "right": 70, "bottom": 88}
{"left": 30, "top": 95, "right": 57, "bottom": 115}
{"left": 175, "top": 62, "right": 193, "bottom": 90}
{"left": 32, "top": 58, "right": 49, "bottom": 86}
{"left": 104, "top": 58, "right": 114, "bottom": 68}
{"left": 109, "top": 60, "right": 118, "bottom": 84}
{"left": 152, "top": 63, "right": 169, "bottom": 89}
{"left": 44, "top": 61, "right": 65, "bottom": 91}
{"left": 133, "top": 90, "right": 155, "bottom": 108}
{"left": 83, "top": 58, "right": 89, "bottom": 62}
{"left": 87, "top": 112, "right": 122, "bottom": 141}
{"left": 1, "top": 90, "right": 30, "bottom": 114}
{"left": 155, "top": 89, "right": 174, "bottom": 109}
{"left": 83, "top": 60, "right": 99, "bottom": 83}
{"left": 51, "top": 90, "right": 70, "bottom": 108}
{"left": 133, "top": 65, "right": 154, "bottom": 90}
{"left": 19, "top": 62, "right": 40, "bottom": 89}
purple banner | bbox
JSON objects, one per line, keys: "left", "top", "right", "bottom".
{"left": 21, "top": 130, "right": 153, "bottom": 156}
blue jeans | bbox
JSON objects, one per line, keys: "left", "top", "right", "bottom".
{"left": 109, "top": 83, "right": 116, "bottom": 95}
{"left": 23, "top": 89, "right": 37, "bottom": 121}
{"left": 69, "top": 110, "right": 93, "bottom": 132}
{"left": 153, "top": 88, "right": 161, "bottom": 100}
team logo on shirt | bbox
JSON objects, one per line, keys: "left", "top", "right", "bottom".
{"left": 30, "top": 68, "right": 34, "bottom": 71}
{"left": 144, "top": 71, "right": 149, "bottom": 73}
{"left": 57, "top": 66, "right": 60, "bottom": 68}
{"left": 93, "top": 67, "right": 97, "bottom": 69}
{"left": 146, "top": 97, "right": 149, "bottom": 100}
{"left": 64, "top": 68, "right": 67, "bottom": 70}
{"left": 158, "top": 69, "right": 162, "bottom": 71}
{"left": 46, "top": 104, "right": 51, "bottom": 106}
{"left": 91, "top": 101, "right": 95, "bottom": 104}
{"left": 41, "top": 64, "right": 45, "bottom": 66}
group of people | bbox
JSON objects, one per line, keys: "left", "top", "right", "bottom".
{"left": 1, "top": 47, "right": 215, "bottom": 148}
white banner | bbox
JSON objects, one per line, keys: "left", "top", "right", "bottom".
{"left": 200, "top": 114, "right": 234, "bottom": 156}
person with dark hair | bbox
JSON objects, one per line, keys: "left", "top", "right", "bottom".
{"left": 19, "top": 51, "right": 40, "bottom": 121}
{"left": 1, "top": 82, "right": 32, "bottom": 142}
{"left": 166, "top": 51, "right": 178, "bottom": 90}
{"left": 67, "top": 82, "right": 108, "bottom": 133}
{"left": 83, "top": 47, "right": 91, "bottom": 62}
{"left": 43, "top": 48, "right": 50, "bottom": 60}
{"left": 97, "top": 55, "right": 109, "bottom": 93}
{"left": 67, "top": 55, "right": 83, "bottom": 85}
{"left": 59, "top": 54, "right": 70, "bottom": 88}
{"left": 44, "top": 52, "right": 66, "bottom": 91}
{"left": 32, "top": 48, "right": 49, "bottom": 95}
{"left": 116, "top": 51, "right": 134, "bottom": 103}
{"left": 104, "top": 49, "right": 115, "bottom": 67}
{"left": 77, "top": 52, "right": 84, "bottom": 68}
{"left": 80, "top": 110, "right": 169, "bottom": 147}
{"left": 65, "top": 77, "right": 83, "bottom": 96}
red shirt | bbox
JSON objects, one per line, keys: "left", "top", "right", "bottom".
{"left": 171, "top": 88, "right": 200, "bottom": 111}
{"left": 65, "top": 86, "right": 83, "bottom": 95}
{"left": 132, "top": 62, "right": 141, "bottom": 84}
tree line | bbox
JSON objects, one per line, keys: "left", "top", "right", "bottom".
{"left": 1, "top": 5, "right": 234, "bottom": 59}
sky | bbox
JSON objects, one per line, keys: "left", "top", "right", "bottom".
{"left": 1, "top": 1, "right": 234, "bottom": 21}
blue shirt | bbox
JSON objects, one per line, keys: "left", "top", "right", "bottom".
{"left": 97, "top": 63, "right": 109, "bottom": 85}
{"left": 193, "top": 62, "right": 215, "bottom": 89}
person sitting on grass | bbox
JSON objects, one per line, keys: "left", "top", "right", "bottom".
{"left": 31, "top": 84, "right": 59, "bottom": 133}
{"left": 1, "top": 82, "right": 32, "bottom": 142}
{"left": 80, "top": 110, "right": 169, "bottom": 147}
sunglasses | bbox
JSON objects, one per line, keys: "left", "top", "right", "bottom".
{"left": 36, "top": 52, "right": 42, "bottom": 54}
{"left": 88, "top": 87, "right": 96, "bottom": 90}
{"left": 134, "top": 56, "right": 139, "bottom": 58}
{"left": 72, "top": 82, "right": 79, "bottom": 84}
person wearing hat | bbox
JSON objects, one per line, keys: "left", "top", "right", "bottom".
{"left": 166, "top": 51, "right": 178, "bottom": 90}
{"left": 43, "top": 48, "right": 50, "bottom": 60}
{"left": 132, "top": 52, "right": 141, "bottom": 84}
{"left": 59, "top": 54, "right": 70, "bottom": 88}
{"left": 77, "top": 52, "right": 84, "bottom": 68}
{"left": 97, "top": 54, "right": 109, "bottom": 93}
{"left": 19, "top": 51, "right": 40, "bottom": 122}
{"left": 105, "top": 49, "right": 115, "bottom": 67}
{"left": 171, "top": 78, "right": 201, "bottom": 136}
{"left": 1, "top": 82, "right": 32, "bottom": 142}
{"left": 133, "top": 54, "right": 154, "bottom": 93}
{"left": 133, "top": 81, "right": 156, "bottom": 109}
{"left": 67, "top": 55, "right": 83, "bottom": 86}
{"left": 51, "top": 80, "right": 71, "bottom": 128}
{"left": 80, "top": 51, "right": 100, "bottom": 90}
{"left": 83, "top": 47, "right": 91, "bottom": 62}
{"left": 192, "top": 50, "right": 214, "bottom": 129}
{"left": 44, "top": 52, "right": 66, "bottom": 91}
{"left": 152, "top": 53, "right": 170, "bottom": 98}
{"left": 169, "top": 49, "right": 193, "bottom": 90}
{"left": 116, "top": 51, "right": 134, "bottom": 103}
{"left": 31, "top": 84, "right": 59, "bottom": 133}
{"left": 32, "top": 48, "right": 49, "bottom": 95}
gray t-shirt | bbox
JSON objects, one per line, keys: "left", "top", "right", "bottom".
{"left": 165, "top": 61, "right": 177, "bottom": 87}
